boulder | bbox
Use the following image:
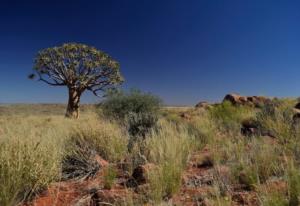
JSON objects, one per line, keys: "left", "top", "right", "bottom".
{"left": 239, "top": 96, "right": 248, "bottom": 103}
{"left": 241, "top": 119, "right": 260, "bottom": 136}
{"left": 131, "top": 163, "right": 156, "bottom": 185}
{"left": 292, "top": 104, "right": 300, "bottom": 128}
{"left": 223, "top": 94, "right": 243, "bottom": 105}
{"left": 241, "top": 119, "right": 277, "bottom": 138}
{"left": 248, "top": 96, "right": 271, "bottom": 108}
{"left": 293, "top": 109, "right": 300, "bottom": 129}
{"left": 194, "top": 153, "right": 214, "bottom": 168}
{"left": 295, "top": 102, "right": 300, "bottom": 110}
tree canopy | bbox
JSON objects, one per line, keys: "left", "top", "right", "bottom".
{"left": 32, "top": 43, "right": 123, "bottom": 96}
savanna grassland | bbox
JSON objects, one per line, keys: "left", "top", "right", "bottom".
{"left": 1, "top": 94, "right": 300, "bottom": 206}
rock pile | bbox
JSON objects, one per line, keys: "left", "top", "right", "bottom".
{"left": 223, "top": 93, "right": 272, "bottom": 107}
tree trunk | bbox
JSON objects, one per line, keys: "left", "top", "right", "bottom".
{"left": 65, "top": 88, "right": 81, "bottom": 119}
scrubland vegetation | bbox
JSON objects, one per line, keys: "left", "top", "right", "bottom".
{"left": 1, "top": 93, "right": 300, "bottom": 206}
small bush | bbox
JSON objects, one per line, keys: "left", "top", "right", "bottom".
{"left": 126, "top": 112, "right": 158, "bottom": 137}
{"left": 101, "top": 89, "right": 162, "bottom": 120}
{"left": 100, "top": 89, "right": 162, "bottom": 149}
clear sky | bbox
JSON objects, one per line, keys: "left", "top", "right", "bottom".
{"left": 0, "top": 0, "right": 300, "bottom": 105}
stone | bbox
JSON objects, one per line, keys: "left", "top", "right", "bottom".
{"left": 131, "top": 163, "right": 157, "bottom": 185}
{"left": 295, "top": 102, "right": 300, "bottom": 110}
{"left": 196, "top": 154, "right": 214, "bottom": 168}
{"left": 241, "top": 119, "right": 260, "bottom": 136}
{"left": 223, "top": 94, "right": 243, "bottom": 105}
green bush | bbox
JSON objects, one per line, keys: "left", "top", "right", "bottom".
{"left": 101, "top": 89, "right": 162, "bottom": 120}
{"left": 100, "top": 89, "right": 162, "bottom": 144}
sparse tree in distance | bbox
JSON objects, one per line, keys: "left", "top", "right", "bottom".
{"left": 30, "top": 43, "right": 123, "bottom": 118}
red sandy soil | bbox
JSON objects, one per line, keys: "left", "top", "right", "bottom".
{"left": 23, "top": 147, "right": 284, "bottom": 206}
{"left": 22, "top": 156, "right": 137, "bottom": 206}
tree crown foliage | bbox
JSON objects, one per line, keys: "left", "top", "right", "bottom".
{"left": 31, "top": 43, "right": 123, "bottom": 96}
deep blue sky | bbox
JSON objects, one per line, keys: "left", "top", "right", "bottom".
{"left": 1, "top": 0, "right": 300, "bottom": 105}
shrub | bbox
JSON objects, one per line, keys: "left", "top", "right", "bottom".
{"left": 127, "top": 112, "right": 158, "bottom": 137}
{"left": 100, "top": 89, "right": 162, "bottom": 149}
{"left": 101, "top": 89, "right": 162, "bottom": 120}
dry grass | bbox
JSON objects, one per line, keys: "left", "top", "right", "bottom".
{"left": 2, "top": 100, "right": 300, "bottom": 205}
{"left": 0, "top": 115, "right": 69, "bottom": 205}
{"left": 0, "top": 109, "right": 128, "bottom": 206}
{"left": 144, "top": 120, "right": 196, "bottom": 202}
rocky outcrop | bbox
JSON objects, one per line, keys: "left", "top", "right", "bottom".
{"left": 223, "top": 94, "right": 272, "bottom": 107}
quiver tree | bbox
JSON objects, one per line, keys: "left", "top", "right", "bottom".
{"left": 30, "top": 43, "right": 123, "bottom": 118}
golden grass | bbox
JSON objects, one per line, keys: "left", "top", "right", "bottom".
{"left": 2, "top": 100, "right": 300, "bottom": 205}
{"left": 143, "top": 120, "right": 196, "bottom": 202}
{"left": 0, "top": 115, "right": 69, "bottom": 205}
{"left": 0, "top": 112, "right": 128, "bottom": 205}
